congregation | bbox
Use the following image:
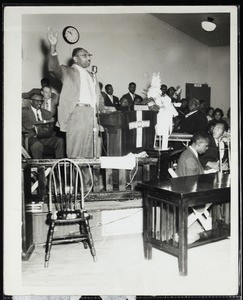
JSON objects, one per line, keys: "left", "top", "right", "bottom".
{"left": 21, "top": 27, "right": 230, "bottom": 178}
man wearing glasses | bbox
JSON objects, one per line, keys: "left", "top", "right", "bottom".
{"left": 47, "top": 27, "right": 102, "bottom": 159}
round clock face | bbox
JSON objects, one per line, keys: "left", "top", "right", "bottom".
{"left": 63, "top": 26, "right": 80, "bottom": 44}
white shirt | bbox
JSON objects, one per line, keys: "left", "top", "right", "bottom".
{"left": 75, "top": 64, "right": 96, "bottom": 107}
{"left": 189, "top": 145, "right": 198, "bottom": 159}
{"left": 31, "top": 106, "right": 43, "bottom": 121}
{"left": 129, "top": 92, "right": 135, "bottom": 100}
{"left": 44, "top": 98, "right": 51, "bottom": 112}
{"left": 216, "top": 138, "right": 225, "bottom": 159}
{"left": 107, "top": 94, "right": 113, "bottom": 103}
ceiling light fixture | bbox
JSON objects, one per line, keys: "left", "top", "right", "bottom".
{"left": 201, "top": 17, "right": 216, "bottom": 32}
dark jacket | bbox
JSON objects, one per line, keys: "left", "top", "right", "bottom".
{"left": 22, "top": 106, "right": 55, "bottom": 139}
{"left": 199, "top": 136, "right": 228, "bottom": 168}
{"left": 120, "top": 93, "right": 143, "bottom": 110}
{"left": 174, "top": 110, "right": 208, "bottom": 134}
{"left": 103, "top": 94, "right": 120, "bottom": 110}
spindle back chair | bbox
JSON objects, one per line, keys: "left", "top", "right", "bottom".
{"left": 44, "top": 158, "right": 96, "bottom": 267}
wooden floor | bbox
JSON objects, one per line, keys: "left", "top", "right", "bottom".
{"left": 21, "top": 232, "right": 237, "bottom": 296}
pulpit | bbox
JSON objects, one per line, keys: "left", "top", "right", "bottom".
{"left": 99, "top": 111, "right": 157, "bottom": 156}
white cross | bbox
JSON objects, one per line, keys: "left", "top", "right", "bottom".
{"left": 129, "top": 111, "right": 150, "bottom": 148}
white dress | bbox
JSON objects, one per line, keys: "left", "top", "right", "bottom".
{"left": 155, "top": 95, "right": 178, "bottom": 150}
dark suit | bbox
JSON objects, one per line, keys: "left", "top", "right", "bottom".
{"left": 199, "top": 136, "right": 227, "bottom": 168}
{"left": 175, "top": 147, "right": 204, "bottom": 177}
{"left": 174, "top": 110, "right": 208, "bottom": 134}
{"left": 103, "top": 94, "right": 120, "bottom": 110}
{"left": 120, "top": 93, "right": 143, "bottom": 110}
{"left": 22, "top": 106, "right": 64, "bottom": 159}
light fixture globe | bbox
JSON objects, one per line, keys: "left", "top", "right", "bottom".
{"left": 201, "top": 17, "right": 216, "bottom": 32}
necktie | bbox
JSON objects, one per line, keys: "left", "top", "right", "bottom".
{"left": 36, "top": 109, "right": 41, "bottom": 121}
{"left": 45, "top": 100, "right": 50, "bottom": 111}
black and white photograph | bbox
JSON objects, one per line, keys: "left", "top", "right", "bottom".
{"left": 3, "top": 5, "right": 240, "bottom": 298}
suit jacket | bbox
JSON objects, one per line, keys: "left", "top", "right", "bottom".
{"left": 22, "top": 106, "right": 54, "bottom": 138}
{"left": 120, "top": 93, "right": 143, "bottom": 110}
{"left": 103, "top": 94, "right": 120, "bottom": 110}
{"left": 175, "top": 110, "right": 208, "bottom": 134}
{"left": 48, "top": 54, "right": 102, "bottom": 132}
{"left": 199, "top": 136, "right": 227, "bottom": 168}
{"left": 175, "top": 147, "right": 204, "bottom": 177}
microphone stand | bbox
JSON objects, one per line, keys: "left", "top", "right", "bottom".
{"left": 92, "top": 66, "right": 98, "bottom": 159}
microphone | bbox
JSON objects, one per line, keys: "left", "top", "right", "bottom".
{"left": 91, "top": 65, "right": 98, "bottom": 74}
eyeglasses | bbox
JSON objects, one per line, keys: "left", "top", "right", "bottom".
{"left": 76, "top": 53, "right": 93, "bottom": 58}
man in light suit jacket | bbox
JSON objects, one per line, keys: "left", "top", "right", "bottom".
{"left": 175, "top": 132, "right": 210, "bottom": 177}
{"left": 47, "top": 27, "right": 104, "bottom": 158}
{"left": 120, "top": 82, "right": 143, "bottom": 111}
{"left": 41, "top": 85, "right": 59, "bottom": 117}
{"left": 22, "top": 94, "right": 64, "bottom": 159}
{"left": 103, "top": 84, "right": 120, "bottom": 110}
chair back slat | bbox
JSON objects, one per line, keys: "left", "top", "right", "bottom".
{"left": 64, "top": 161, "right": 67, "bottom": 195}
{"left": 48, "top": 159, "right": 85, "bottom": 214}
{"left": 70, "top": 163, "right": 73, "bottom": 197}
{"left": 57, "top": 164, "right": 63, "bottom": 199}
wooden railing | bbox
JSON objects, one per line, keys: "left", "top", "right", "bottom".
{"left": 22, "top": 157, "right": 159, "bottom": 204}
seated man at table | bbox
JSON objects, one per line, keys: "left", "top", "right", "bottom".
{"left": 175, "top": 132, "right": 210, "bottom": 177}
{"left": 199, "top": 121, "right": 229, "bottom": 171}
{"left": 22, "top": 93, "right": 64, "bottom": 159}
{"left": 173, "top": 98, "right": 208, "bottom": 134}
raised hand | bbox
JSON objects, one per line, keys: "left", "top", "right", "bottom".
{"left": 47, "top": 26, "right": 58, "bottom": 46}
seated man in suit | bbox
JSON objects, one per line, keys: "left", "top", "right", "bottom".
{"left": 175, "top": 132, "right": 210, "bottom": 177}
{"left": 199, "top": 121, "right": 229, "bottom": 171}
{"left": 120, "top": 82, "right": 143, "bottom": 110}
{"left": 103, "top": 84, "right": 120, "bottom": 110}
{"left": 22, "top": 93, "right": 64, "bottom": 159}
{"left": 173, "top": 98, "right": 208, "bottom": 134}
{"left": 40, "top": 85, "right": 59, "bottom": 117}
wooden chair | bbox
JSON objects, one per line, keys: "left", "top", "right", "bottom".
{"left": 168, "top": 166, "right": 212, "bottom": 231}
{"left": 44, "top": 158, "right": 96, "bottom": 267}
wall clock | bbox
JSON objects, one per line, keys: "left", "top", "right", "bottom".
{"left": 62, "top": 26, "right": 80, "bottom": 44}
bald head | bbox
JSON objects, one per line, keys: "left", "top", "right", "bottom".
{"left": 188, "top": 98, "right": 200, "bottom": 112}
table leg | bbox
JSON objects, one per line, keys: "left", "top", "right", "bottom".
{"left": 143, "top": 193, "right": 152, "bottom": 260}
{"left": 212, "top": 203, "right": 218, "bottom": 229}
{"left": 144, "top": 242, "right": 152, "bottom": 260}
{"left": 178, "top": 202, "right": 188, "bottom": 276}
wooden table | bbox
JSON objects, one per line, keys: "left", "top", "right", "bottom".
{"left": 138, "top": 172, "right": 230, "bottom": 276}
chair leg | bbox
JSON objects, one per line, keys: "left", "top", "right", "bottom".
{"left": 79, "top": 222, "right": 88, "bottom": 249}
{"left": 45, "top": 221, "right": 55, "bottom": 267}
{"left": 84, "top": 219, "right": 96, "bottom": 262}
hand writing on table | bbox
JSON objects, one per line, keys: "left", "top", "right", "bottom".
{"left": 206, "top": 161, "right": 219, "bottom": 171}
